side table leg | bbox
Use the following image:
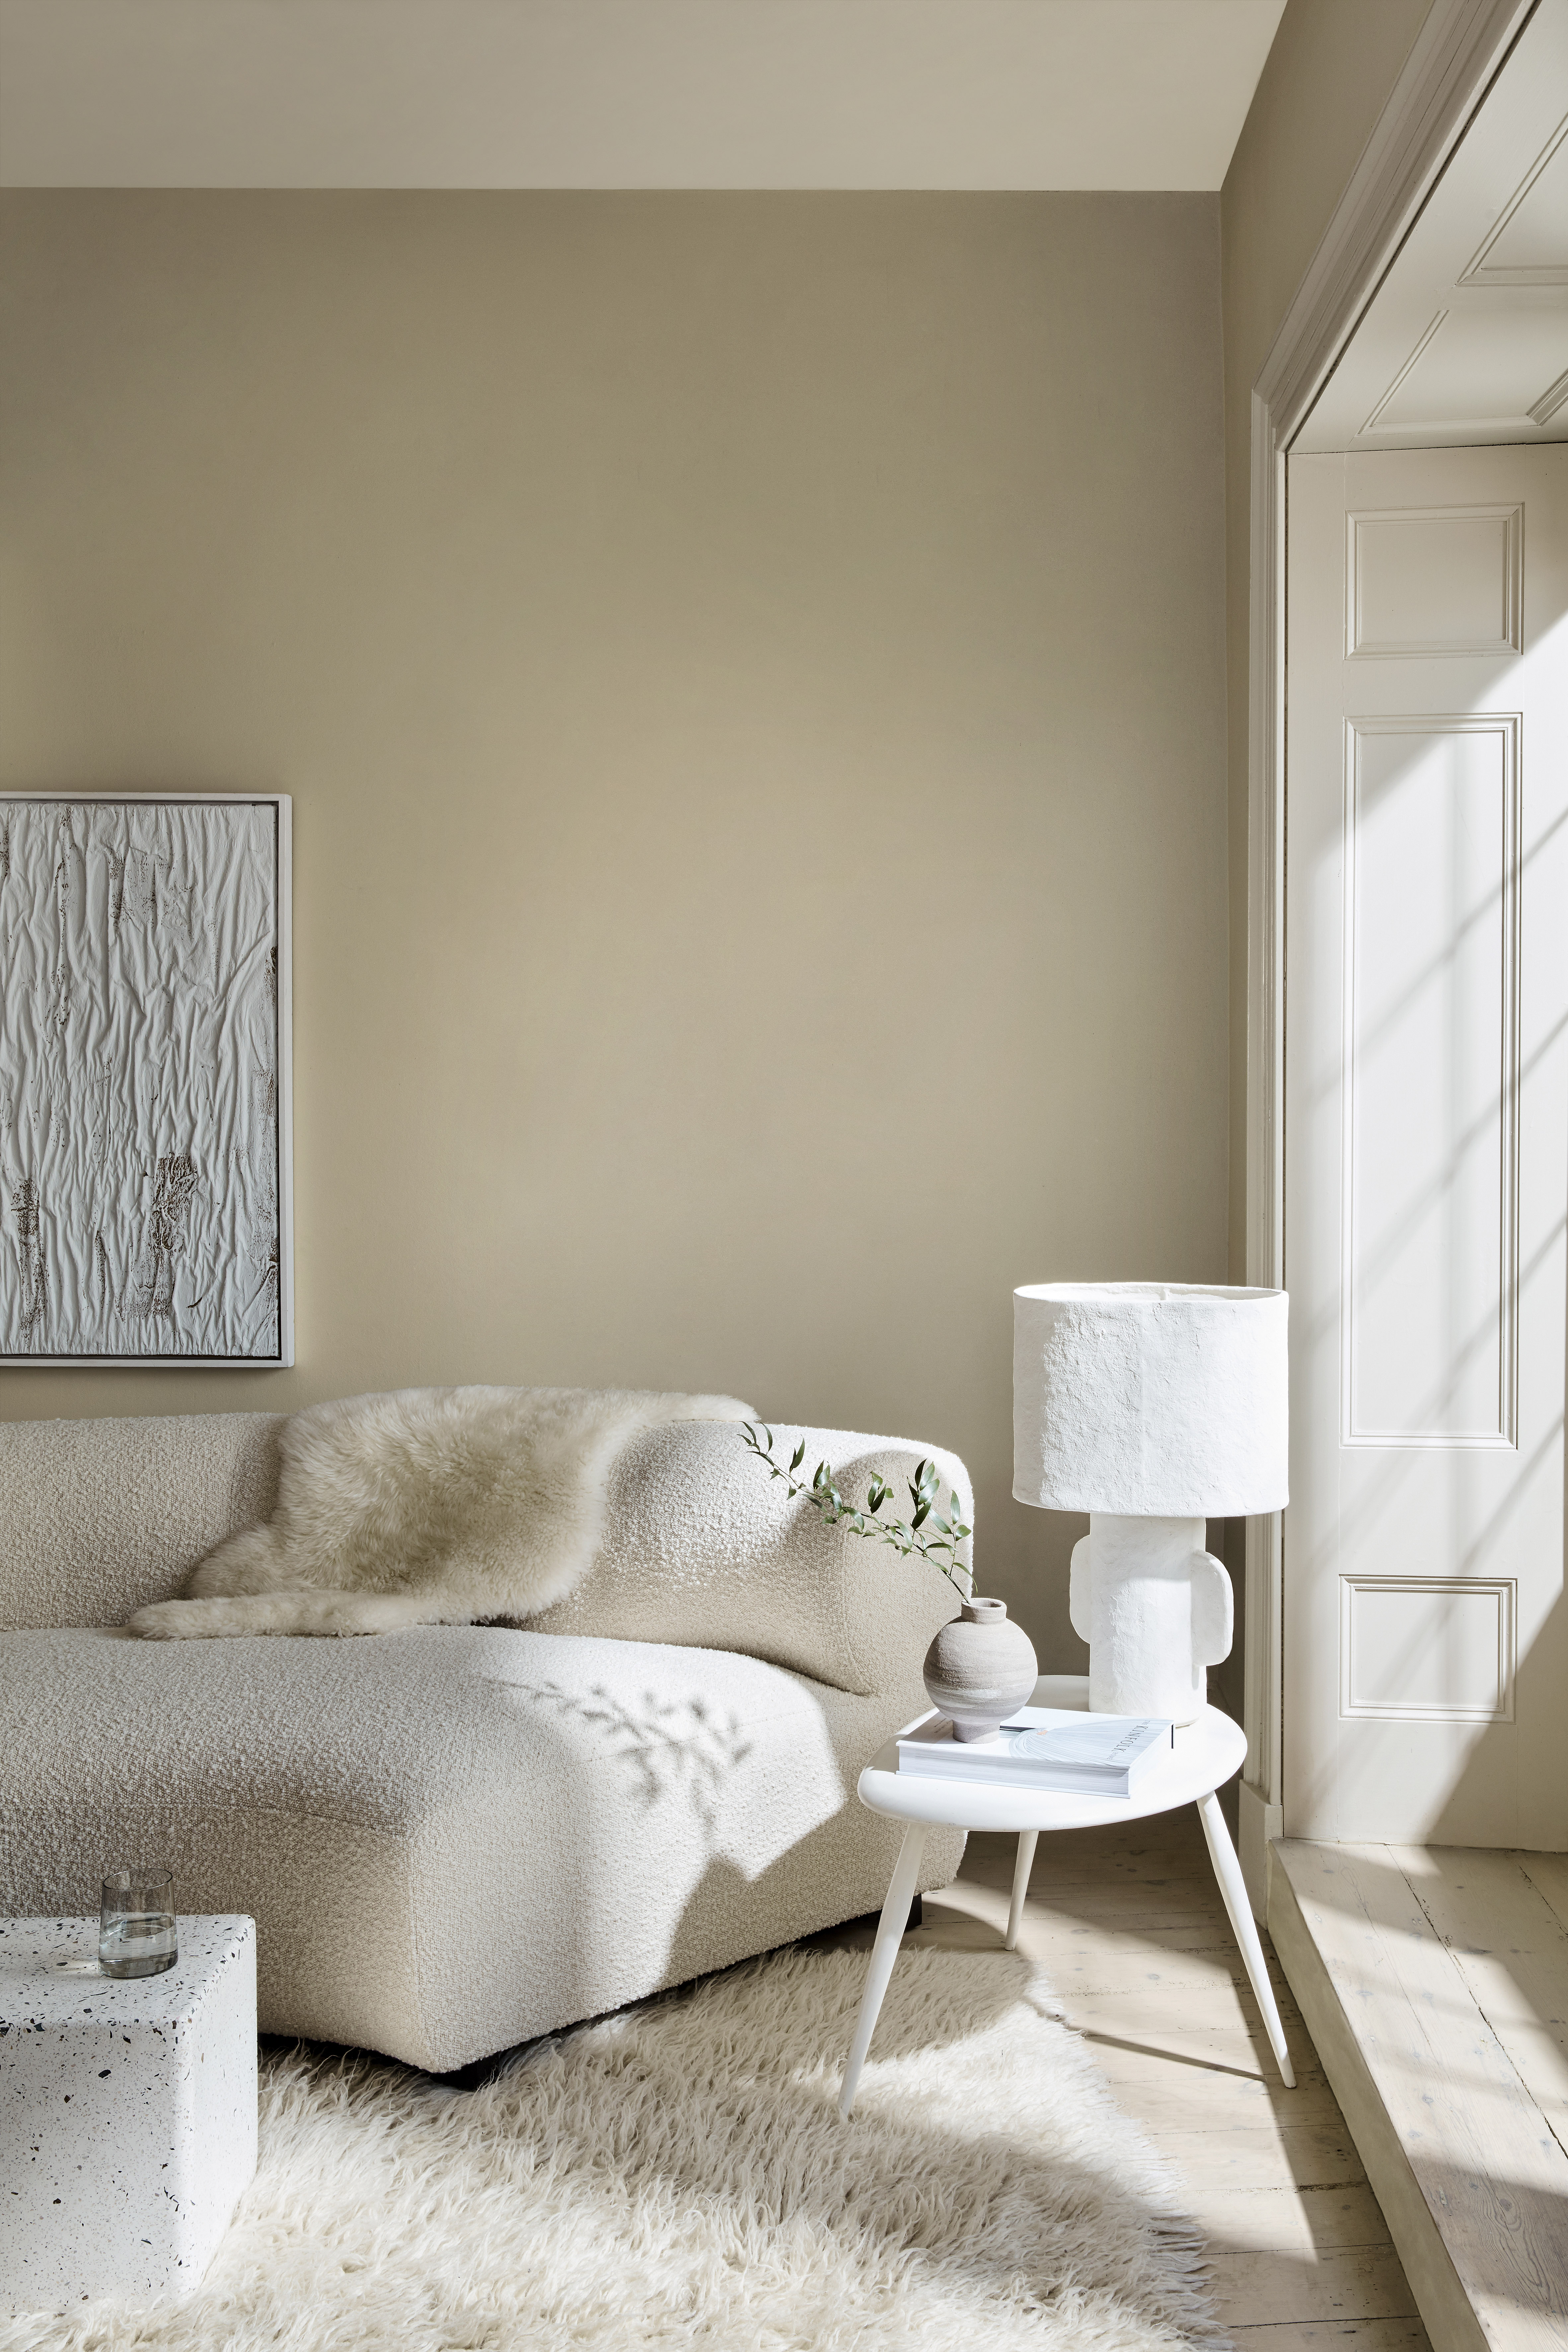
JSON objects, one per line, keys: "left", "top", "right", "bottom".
{"left": 838, "top": 1824, "right": 927, "bottom": 2119}
{"left": 1197, "top": 1791, "right": 1295, "bottom": 2088}
{"left": 1006, "top": 1831, "right": 1037, "bottom": 1950}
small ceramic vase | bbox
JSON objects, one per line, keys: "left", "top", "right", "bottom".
{"left": 923, "top": 1598, "right": 1039, "bottom": 1742}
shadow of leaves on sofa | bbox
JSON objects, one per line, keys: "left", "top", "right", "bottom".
{"left": 514, "top": 1679, "right": 754, "bottom": 1836}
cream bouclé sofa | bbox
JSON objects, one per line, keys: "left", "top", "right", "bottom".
{"left": 0, "top": 1410, "right": 969, "bottom": 2072}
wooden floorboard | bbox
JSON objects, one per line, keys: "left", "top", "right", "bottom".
{"left": 1517, "top": 1854, "right": 1568, "bottom": 1934}
{"left": 1271, "top": 1838, "right": 1568, "bottom": 2352}
{"left": 1207, "top": 2244, "right": 1424, "bottom": 2327}
{"left": 815, "top": 1808, "right": 1429, "bottom": 2341}
{"left": 1224, "top": 2323, "right": 1432, "bottom": 2349}
{"left": 1194, "top": 2185, "right": 1396, "bottom": 2254}
{"left": 1389, "top": 1848, "right": 1568, "bottom": 2153}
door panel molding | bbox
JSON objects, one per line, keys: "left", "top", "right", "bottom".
{"left": 1340, "top": 713, "right": 1521, "bottom": 1449}
{"left": 1346, "top": 503, "right": 1523, "bottom": 657}
{"left": 1339, "top": 1575, "right": 1517, "bottom": 1722}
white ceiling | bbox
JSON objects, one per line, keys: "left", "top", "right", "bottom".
{"left": 0, "top": 0, "right": 1288, "bottom": 190}
{"left": 1298, "top": 0, "right": 1568, "bottom": 451}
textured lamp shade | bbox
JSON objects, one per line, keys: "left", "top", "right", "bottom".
{"left": 1013, "top": 1283, "right": 1289, "bottom": 1517}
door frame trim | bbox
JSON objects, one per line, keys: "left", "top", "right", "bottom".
{"left": 1239, "top": 0, "right": 1538, "bottom": 1902}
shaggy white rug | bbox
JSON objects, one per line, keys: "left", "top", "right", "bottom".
{"left": 6, "top": 1946, "right": 1223, "bottom": 2352}
{"left": 128, "top": 1386, "right": 753, "bottom": 1640}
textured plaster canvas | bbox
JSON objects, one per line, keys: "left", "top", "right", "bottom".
{"left": 0, "top": 796, "right": 291, "bottom": 1364}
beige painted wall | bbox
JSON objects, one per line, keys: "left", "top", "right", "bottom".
{"left": 1219, "top": 0, "right": 1434, "bottom": 1282}
{"left": 0, "top": 192, "right": 1227, "bottom": 1666}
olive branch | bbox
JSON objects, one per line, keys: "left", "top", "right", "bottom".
{"left": 740, "top": 1422, "right": 973, "bottom": 1598}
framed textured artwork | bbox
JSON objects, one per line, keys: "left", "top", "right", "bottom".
{"left": 0, "top": 793, "right": 293, "bottom": 1366}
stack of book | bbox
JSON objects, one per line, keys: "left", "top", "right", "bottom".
{"left": 897, "top": 1706, "right": 1172, "bottom": 1797}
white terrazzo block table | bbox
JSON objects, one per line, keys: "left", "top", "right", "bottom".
{"left": 0, "top": 1914, "right": 257, "bottom": 2317}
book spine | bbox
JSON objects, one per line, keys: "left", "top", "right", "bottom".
{"left": 897, "top": 1760, "right": 1128, "bottom": 1794}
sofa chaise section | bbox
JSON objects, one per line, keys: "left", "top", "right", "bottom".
{"left": 0, "top": 1409, "right": 968, "bottom": 2071}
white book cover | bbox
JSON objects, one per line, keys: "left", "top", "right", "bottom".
{"left": 897, "top": 1707, "right": 1172, "bottom": 1792}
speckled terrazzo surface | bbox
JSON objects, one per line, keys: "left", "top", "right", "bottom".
{"left": 0, "top": 1915, "right": 257, "bottom": 2315}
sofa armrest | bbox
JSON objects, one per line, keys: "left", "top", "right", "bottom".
{"left": 527, "top": 1419, "right": 970, "bottom": 1697}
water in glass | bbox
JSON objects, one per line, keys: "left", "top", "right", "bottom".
{"left": 100, "top": 1869, "right": 177, "bottom": 1978}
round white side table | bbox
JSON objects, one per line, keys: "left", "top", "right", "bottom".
{"left": 839, "top": 1674, "right": 1294, "bottom": 2118}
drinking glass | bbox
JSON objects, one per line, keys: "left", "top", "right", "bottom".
{"left": 99, "top": 1867, "right": 178, "bottom": 1977}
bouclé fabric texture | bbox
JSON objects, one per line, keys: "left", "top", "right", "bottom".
{"left": 542, "top": 1418, "right": 972, "bottom": 1696}
{"left": 0, "top": 1411, "right": 287, "bottom": 1634}
{"left": 2, "top": 1407, "right": 971, "bottom": 2067}
{"left": 1, "top": 1622, "right": 964, "bottom": 2069}
{"left": 127, "top": 1385, "right": 753, "bottom": 1640}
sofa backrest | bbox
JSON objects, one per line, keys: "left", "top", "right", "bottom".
{"left": 0, "top": 1406, "right": 971, "bottom": 1697}
{"left": 539, "top": 1418, "right": 970, "bottom": 1697}
{"left": 0, "top": 1412, "right": 286, "bottom": 1630}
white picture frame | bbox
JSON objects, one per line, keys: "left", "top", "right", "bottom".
{"left": 0, "top": 792, "right": 293, "bottom": 1367}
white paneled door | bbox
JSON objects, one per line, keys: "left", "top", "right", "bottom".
{"left": 1284, "top": 446, "right": 1568, "bottom": 1846}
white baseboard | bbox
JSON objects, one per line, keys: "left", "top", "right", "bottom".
{"left": 1238, "top": 1780, "right": 1282, "bottom": 1922}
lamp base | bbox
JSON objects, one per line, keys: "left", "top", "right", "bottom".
{"left": 1069, "top": 1513, "right": 1233, "bottom": 1726}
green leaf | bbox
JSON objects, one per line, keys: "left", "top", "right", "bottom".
{"left": 790, "top": 1439, "right": 805, "bottom": 1472}
{"left": 911, "top": 1499, "right": 931, "bottom": 1530}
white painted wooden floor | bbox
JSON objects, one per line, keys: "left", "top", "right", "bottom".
{"left": 822, "top": 1806, "right": 1429, "bottom": 2349}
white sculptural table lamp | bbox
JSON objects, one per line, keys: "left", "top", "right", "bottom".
{"left": 835, "top": 1276, "right": 1299, "bottom": 2125}
{"left": 1013, "top": 1282, "right": 1289, "bottom": 1726}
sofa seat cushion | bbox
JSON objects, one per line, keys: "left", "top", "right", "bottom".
{"left": 0, "top": 1626, "right": 961, "bottom": 2072}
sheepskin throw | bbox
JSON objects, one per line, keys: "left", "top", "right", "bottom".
{"left": 128, "top": 1386, "right": 754, "bottom": 1640}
